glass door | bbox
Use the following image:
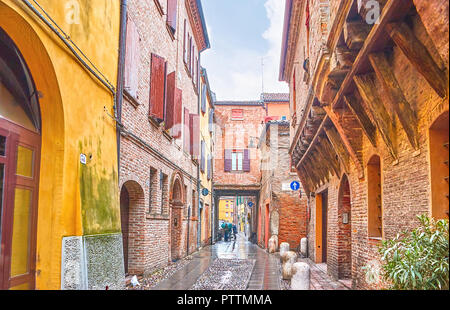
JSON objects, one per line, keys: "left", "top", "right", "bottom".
{"left": 0, "top": 118, "right": 41, "bottom": 290}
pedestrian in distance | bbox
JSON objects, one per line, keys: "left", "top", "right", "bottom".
{"left": 232, "top": 224, "right": 237, "bottom": 241}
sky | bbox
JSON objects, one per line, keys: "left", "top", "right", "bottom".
{"left": 200, "top": 0, "right": 289, "bottom": 101}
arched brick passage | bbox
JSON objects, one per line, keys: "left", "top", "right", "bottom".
{"left": 337, "top": 174, "right": 352, "bottom": 279}
{"left": 120, "top": 180, "right": 145, "bottom": 275}
{"left": 169, "top": 172, "right": 184, "bottom": 262}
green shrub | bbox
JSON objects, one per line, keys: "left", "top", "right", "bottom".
{"left": 379, "top": 215, "right": 449, "bottom": 290}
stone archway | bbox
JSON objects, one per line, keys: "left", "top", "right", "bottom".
{"left": 1, "top": 5, "right": 65, "bottom": 290}
{"left": 337, "top": 174, "right": 352, "bottom": 280}
{"left": 169, "top": 172, "right": 185, "bottom": 262}
{"left": 120, "top": 180, "right": 145, "bottom": 275}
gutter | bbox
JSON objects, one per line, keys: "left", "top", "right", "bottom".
{"left": 279, "top": 0, "right": 293, "bottom": 82}
{"left": 116, "top": 0, "right": 128, "bottom": 176}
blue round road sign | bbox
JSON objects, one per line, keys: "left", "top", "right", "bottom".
{"left": 290, "top": 181, "right": 300, "bottom": 191}
{"left": 248, "top": 201, "right": 254, "bottom": 207}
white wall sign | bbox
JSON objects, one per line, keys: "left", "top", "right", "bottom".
{"left": 80, "top": 154, "right": 87, "bottom": 165}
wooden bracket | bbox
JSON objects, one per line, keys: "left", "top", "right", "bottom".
{"left": 386, "top": 22, "right": 448, "bottom": 98}
{"left": 369, "top": 52, "right": 420, "bottom": 150}
{"left": 344, "top": 94, "right": 377, "bottom": 148}
{"left": 324, "top": 126, "right": 351, "bottom": 175}
{"left": 354, "top": 73, "right": 398, "bottom": 161}
{"left": 323, "top": 106, "right": 364, "bottom": 177}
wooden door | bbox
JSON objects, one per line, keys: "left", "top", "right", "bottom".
{"left": 0, "top": 118, "right": 41, "bottom": 290}
{"left": 264, "top": 204, "right": 270, "bottom": 249}
{"left": 322, "top": 191, "right": 328, "bottom": 263}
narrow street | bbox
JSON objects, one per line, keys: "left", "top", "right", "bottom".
{"left": 151, "top": 233, "right": 281, "bottom": 290}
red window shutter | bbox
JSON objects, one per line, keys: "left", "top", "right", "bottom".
{"left": 190, "top": 113, "right": 200, "bottom": 158}
{"left": 243, "top": 149, "right": 250, "bottom": 172}
{"left": 224, "top": 149, "right": 232, "bottom": 172}
{"left": 184, "top": 108, "right": 190, "bottom": 152}
{"left": 125, "top": 16, "right": 140, "bottom": 98}
{"left": 167, "top": 0, "right": 177, "bottom": 32}
{"left": 165, "top": 71, "right": 177, "bottom": 131}
{"left": 150, "top": 53, "right": 166, "bottom": 121}
{"left": 172, "top": 88, "right": 183, "bottom": 138}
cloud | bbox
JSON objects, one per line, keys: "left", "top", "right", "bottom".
{"left": 201, "top": 0, "right": 288, "bottom": 101}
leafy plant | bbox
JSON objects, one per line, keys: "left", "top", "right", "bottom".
{"left": 379, "top": 215, "right": 449, "bottom": 290}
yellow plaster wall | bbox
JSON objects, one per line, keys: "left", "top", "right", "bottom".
{"left": 0, "top": 0, "right": 120, "bottom": 289}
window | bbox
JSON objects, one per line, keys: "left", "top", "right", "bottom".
{"left": 166, "top": 0, "right": 177, "bottom": 34}
{"left": 183, "top": 20, "right": 187, "bottom": 63}
{"left": 224, "top": 149, "right": 250, "bottom": 172}
{"left": 367, "top": 155, "right": 382, "bottom": 238}
{"left": 429, "top": 111, "right": 449, "bottom": 219}
{"left": 161, "top": 172, "right": 169, "bottom": 214}
{"left": 149, "top": 167, "right": 158, "bottom": 213}
{"left": 124, "top": 15, "right": 140, "bottom": 99}
{"left": 231, "top": 109, "right": 244, "bottom": 120}
{"left": 232, "top": 151, "right": 243, "bottom": 171}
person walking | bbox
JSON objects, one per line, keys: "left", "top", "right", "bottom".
{"left": 232, "top": 224, "right": 237, "bottom": 241}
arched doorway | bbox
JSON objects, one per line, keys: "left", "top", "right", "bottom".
{"left": 120, "top": 180, "right": 145, "bottom": 275}
{"left": 0, "top": 27, "right": 41, "bottom": 290}
{"left": 264, "top": 204, "right": 270, "bottom": 249}
{"left": 170, "top": 174, "right": 184, "bottom": 262}
{"left": 337, "top": 175, "right": 352, "bottom": 280}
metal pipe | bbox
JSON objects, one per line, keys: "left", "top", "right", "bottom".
{"left": 116, "top": 0, "right": 128, "bottom": 177}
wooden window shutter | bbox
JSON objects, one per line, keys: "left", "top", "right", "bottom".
{"left": 201, "top": 84, "right": 207, "bottom": 114}
{"left": 190, "top": 113, "right": 200, "bottom": 158}
{"left": 200, "top": 140, "right": 206, "bottom": 172}
{"left": 125, "top": 16, "right": 140, "bottom": 98}
{"left": 224, "top": 149, "right": 232, "bottom": 172}
{"left": 207, "top": 154, "right": 212, "bottom": 180}
{"left": 183, "top": 108, "right": 190, "bottom": 152}
{"left": 243, "top": 149, "right": 250, "bottom": 172}
{"left": 165, "top": 72, "right": 182, "bottom": 138}
{"left": 167, "top": 0, "right": 177, "bottom": 33}
{"left": 150, "top": 53, "right": 166, "bottom": 121}
{"left": 209, "top": 109, "right": 214, "bottom": 133}
{"left": 183, "top": 20, "right": 187, "bottom": 63}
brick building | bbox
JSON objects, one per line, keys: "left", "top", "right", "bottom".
{"left": 117, "top": 0, "right": 210, "bottom": 276}
{"left": 258, "top": 121, "right": 308, "bottom": 250}
{"left": 212, "top": 101, "right": 266, "bottom": 240}
{"left": 280, "top": 0, "right": 448, "bottom": 289}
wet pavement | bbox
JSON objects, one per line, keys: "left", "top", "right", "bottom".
{"left": 152, "top": 233, "right": 280, "bottom": 290}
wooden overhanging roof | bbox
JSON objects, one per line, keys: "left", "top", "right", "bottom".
{"left": 290, "top": 0, "right": 448, "bottom": 194}
{"left": 186, "top": 0, "right": 210, "bottom": 52}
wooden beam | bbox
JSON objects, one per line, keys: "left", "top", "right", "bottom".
{"left": 368, "top": 52, "right": 420, "bottom": 150}
{"left": 344, "top": 21, "right": 371, "bottom": 50}
{"left": 354, "top": 73, "right": 398, "bottom": 161}
{"left": 386, "top": 22, "right": 448, "bottom": 98}
{"left": 303, "top": 159, "right": 321, "bottom": 188}
{"left": 311, "top": 149, "right": 330, "bottom": 183}
{"left": 324, "top": 126, "right": 351, "bottom": 174}
{"left": 317, "top": 137, "right": 341, "bottom": 177}
{"left": 321, "top": 136, "right": 342, "bottom": 176}
{"left": 344, "top": 94, "right": 377, "bottom": 147}
{"left": 323, "top": 106, "right": 364, "bottom": 177}
{"left": 298, "top": 165, "right": 313, "bottom": 197}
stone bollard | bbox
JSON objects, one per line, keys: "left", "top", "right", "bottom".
{"left": 281, "top": 251, "right": 298, "bottom": 265}
{"left": 268, "top": 235, "right": 278, "bottom": 254}
{"left": 282, "top": 262, "right": 293, "bottom": 280}
{"left": 280, "top": 242, "right": 289, "bottom": 258}
{"left": 291, "top": 262, "right": 310, "bottom": 290}
{"left": 300, "top": 238, "right": 308, "bottom": 257}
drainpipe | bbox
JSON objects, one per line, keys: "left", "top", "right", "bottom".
{"left": 196, "top": 53, "right": 202, "bottom": 250}
{"left": 116, "top": 0, "right": 128, "bottom": 177}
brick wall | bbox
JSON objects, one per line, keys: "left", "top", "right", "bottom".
{"left": 287, "top": 0, "right": 449, "bottom": 289}
{"left": 119, "top": 0, "right": 205, "bottom": 276}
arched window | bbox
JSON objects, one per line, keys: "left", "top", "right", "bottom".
{"left": 367, "top": 155, "right": 382, "bottom": 239}
{"left": 429, "top": 111, "right": 449, "bottom": 220}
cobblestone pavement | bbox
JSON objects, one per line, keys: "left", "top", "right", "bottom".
{"left": 149, "top": 233, "right": 280, "bottom": 290}
{"left": 190, "top": 259, "right": 255, "bottom": 290}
